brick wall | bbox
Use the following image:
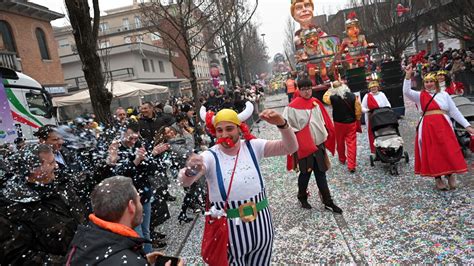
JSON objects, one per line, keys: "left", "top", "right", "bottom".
{"left": 0, "top": 12, "right": 64, "bottom": 86}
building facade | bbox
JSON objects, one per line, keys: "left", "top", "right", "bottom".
{"left": 54, "top": 1, "right": 220, "bottom": 96}
{"left": 0, "top": 0, "right": 65, "bottom": 94}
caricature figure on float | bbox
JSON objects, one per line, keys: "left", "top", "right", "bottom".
{"left": 291, "top": 0, "right": 332, "bottom": 83}
{"left": 339, "top": 12, "right": 373, "bottom": 69}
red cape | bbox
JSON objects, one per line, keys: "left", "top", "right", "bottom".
{"left": 286, "top": 96, "right": 336, "bottom": 170}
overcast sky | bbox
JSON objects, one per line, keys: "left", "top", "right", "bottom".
{"left": 31, "top": 0, "right": 351, "bottom": 57}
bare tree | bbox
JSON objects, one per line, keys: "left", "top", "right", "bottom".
{"left": 352, "top": 0, "right": 424, "bottom": 59}
{"left": 283, "top": 16, "right": 296, "bottom": 70}
{"left": 239, "top": 22, "right": 269, "bottom": 83}
{"left": 214, "top": 0, "right": 259, "bottom": 86}
{"left": 434, "top": 0, "right": 474, "bottom": 45}
{"left": 64, "top": 0, "right": 112, "bottom": 125}
{"left": 140, "top": 0, "right": 257, "bottom": 109}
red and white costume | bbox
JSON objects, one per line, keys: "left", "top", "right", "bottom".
{"left": 361, "top": 91, "right": 391, "bottom": 153}
{"left": 403, "top": 79, "right": 469, "bottom": 177}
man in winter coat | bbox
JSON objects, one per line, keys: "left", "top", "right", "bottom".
{"left": 1, "top": 144, "right": 83, "bottom": 265}
{"left": 65, "top": 176, "right": 182, "bottom": 265}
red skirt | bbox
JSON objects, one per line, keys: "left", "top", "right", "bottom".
{"left": 415, "top": 114, "right": 467, "bottom": 176}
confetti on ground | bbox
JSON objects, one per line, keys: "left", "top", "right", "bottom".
{"left": 159, "top": 94, "right": 473, "bottom": 264}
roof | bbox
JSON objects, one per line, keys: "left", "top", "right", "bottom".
{"left": 0, "top": 0, "right": 64, "bottom": 21}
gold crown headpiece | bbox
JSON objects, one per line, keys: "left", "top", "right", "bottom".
{"left": 368, "top": 81, "right": 380, "bottom": 89}
{"left": 423, "top": 72, "right": 437, "bottom": 82}
{"left": 437, "top": 70, "right": 448, "bottom": 76}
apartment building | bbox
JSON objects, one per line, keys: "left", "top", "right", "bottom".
{"left": 0, "top": 0, "right": 66, "bottom": 94}
{"left": 54, "top": 1, "right": 220, "bottom": 96}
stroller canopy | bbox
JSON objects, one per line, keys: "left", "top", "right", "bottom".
{"left": 370, "top": 107, "right": 399, "bottom": 131}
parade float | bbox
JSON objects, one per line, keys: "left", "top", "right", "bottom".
{"left": 290, "top": 0, "right": 406, "bottom": 116}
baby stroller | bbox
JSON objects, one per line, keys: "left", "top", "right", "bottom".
{"left": 451, "top": 95, "right": 474, "bottom": 156}
{"left": 369, "top": 107, "right": 409, "bottom": 175}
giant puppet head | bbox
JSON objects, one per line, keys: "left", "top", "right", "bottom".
{"left": 345, "top": 12, "right": 360, "bottom": 40}
{"left": 199, "top": 102, "right": 255, "bottom": 148}
{"left": 291, "top": 0, "right": 314, "bottom": 29}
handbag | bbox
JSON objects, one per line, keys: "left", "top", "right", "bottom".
{"left": 295, "top": 110, "right": 318, "bottom": 159}
{"left": 323, "top": 150, "right": 331, "bottom": 170}
{"left": 201, "top": 148, "right": 240, "bottom": 266}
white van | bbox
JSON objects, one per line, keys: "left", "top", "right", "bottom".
{"left": 0, "top": 67, "right": 56, "bottom": 144}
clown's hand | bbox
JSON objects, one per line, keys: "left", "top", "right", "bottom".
{"left": 259, "top": 109, "right": 286, "bottom": 127}
{"left": 178, "top": 153, "right": 205, "bottom": 187}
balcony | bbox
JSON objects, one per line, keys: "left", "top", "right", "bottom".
{"left": 99, "top": 22, "right": 148, "bottom": 36}
{"left": 0, "top": 51, "right": 21, "bottom": 71}
{"left": 65, "top": 67, "right": 135, "bottom": 92}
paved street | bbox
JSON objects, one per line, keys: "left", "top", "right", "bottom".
{"left": 161, "top": 93, "right": 473, "bottom": 264}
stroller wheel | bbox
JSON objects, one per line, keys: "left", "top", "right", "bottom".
{"left": 404, "top": 151, "right": 409, "bottom": 163}
{"left": 390, "top": 164, "right": 398, "bottom": 175}
{"left": 370, "top": 155, "right": 375, "bottom": 167}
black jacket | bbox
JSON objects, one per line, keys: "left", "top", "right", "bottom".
{"left": 204, "top": 96, "right": 222, "bottom": 112}
{"left": 66, "top": 222, "right": 148, "bottom": 265}
{"left": 161, "top": 113, "right": 176, "bottom": 127}
{"left": 330, "top": 92, "right": 357, "bottom": 123}
{"left": 114, "top": 144, "right": 153, "bottom": 204}
{"left": 136, "top": 116, "right": 164, "bottom": 144}
{"left": 0, "top": 178, "right": 82, "bottom": 265}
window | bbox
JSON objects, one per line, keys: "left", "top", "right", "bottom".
{"left": 58, "top": 39, "right": 69, "bottom": 48}
{"left": 35, "top": 28, "right": 50, "bottom": 60}
{"left": 99, "top": 40, "right": 110, "bottom": 49}
{"left": 26, "top": 91, "right": 51, "bottom": 118}
{"left": 134, "top": 16, "right": 141, "bottom": 28}
{"left": 124, "top": 36, "right": 131, "bottom": 43}
{"left": 150, "top": 32, "right": 161, "bottom": 41}
{"left": 150, "top": 59, "right": 155, "bottom": 72}
{"left": 158, "top": 61, "right": 165, "bottom": 72}
{"left": 122, "top": 18, "right": 129, "bottom": 30}
{"left": 99, "top": 22, "right": 109, "bottom": 32}
{"left": 142, "top": 58, "right": 150, "bottom": 72}
{"left": 0, "top": 20, "right": 16, "bottom": 52}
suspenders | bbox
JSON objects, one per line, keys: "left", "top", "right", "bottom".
{"left": 209, "top": 140, "right": 264, "bottom": 201}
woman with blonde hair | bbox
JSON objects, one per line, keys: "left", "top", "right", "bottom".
{"left": 403, "top": 65, "right": 474, "bottom": 190}
{"left": 361, "top": 80, "right": 391, "bottom": 154}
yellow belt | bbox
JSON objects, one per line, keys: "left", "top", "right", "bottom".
{"left": 425, "top": 110, "right": 446, "bottom": 116}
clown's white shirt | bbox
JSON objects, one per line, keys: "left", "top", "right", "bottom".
{"left": 202, "top": 139, "right": 267, "bottom": 202}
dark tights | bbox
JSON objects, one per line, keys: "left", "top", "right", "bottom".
{"left": 297, "top": 159, "right": 333, "bottom": 205}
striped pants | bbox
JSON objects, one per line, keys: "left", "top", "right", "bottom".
{"left": 214, "top": 191, "right": 274, "bottom": 265}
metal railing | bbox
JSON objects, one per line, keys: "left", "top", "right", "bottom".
{"left": 0, "top": 51, "right": 20, "bottom": 71}
{"left": 99, "top": 22, "right": 148, "bottom": 36}
{"left": 65, "top": 67, "right": 135, "bottom": 92}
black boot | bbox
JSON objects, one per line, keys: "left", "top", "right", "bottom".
{"left": 297, "top": 192, "right": 312, "bottom": 209}
{"left": 319, "top": 188, "right": 343, "bottom": 214}
{"left": 324, "top": 202, "right": 343, "bottom": 214}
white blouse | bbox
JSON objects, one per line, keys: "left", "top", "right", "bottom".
{"left": 402, "top": 79, "right": 470, "bottom": 128}
{"left": 361, "top": 92, "right": 391, "bottom": 113}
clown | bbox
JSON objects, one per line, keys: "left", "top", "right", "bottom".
{"left": 403, "top": 65, "right": 474, "bottom": 190}
{"left": 340, "top": 12, "right": 370, "bottom": 69}
{"left": 291, "top": 0, "right": 331, "bottom": 83}
{"left": 179, "top": 102, "right": 297, "bottom": 265}
{"left": 361, "top": 80, "right": 392, "bottom": 154}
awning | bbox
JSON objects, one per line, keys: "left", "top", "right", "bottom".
{"left": 53, "top": 81, "right": 168, "bottom": 107}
